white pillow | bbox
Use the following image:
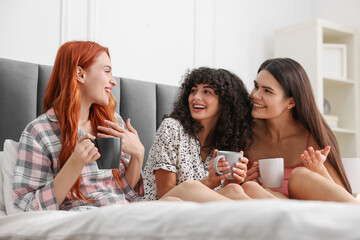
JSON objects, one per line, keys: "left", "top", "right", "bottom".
{"left": 2, "top": 139, "right": 23, "bottom": 215}
{"left": 0, "top": 151, "right": 5, "bottom": 212}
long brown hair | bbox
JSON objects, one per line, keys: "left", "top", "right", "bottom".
{"left": 43, "top": 41, "right": 122, "bottom": 201}
{"left": 258, "top": 58, "right": 351, "bottom": 193}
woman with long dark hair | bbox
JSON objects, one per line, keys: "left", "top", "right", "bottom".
{"left": 246, "top": 58, "right": 357, "bottom": 202}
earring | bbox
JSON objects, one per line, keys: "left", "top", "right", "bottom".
{"left": 288, "top": 106, "right": 291, "bottom": 110}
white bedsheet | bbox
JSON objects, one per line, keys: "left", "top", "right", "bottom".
{"left": 0, "top": 199, "right": 359, "bottom": 240}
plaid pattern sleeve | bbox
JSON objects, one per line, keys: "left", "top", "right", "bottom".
{"left": 114, "top": 113, "right": 144, "bottom": 201}
{"left": 13, "top": 117, "right": 59, "bottom": 211}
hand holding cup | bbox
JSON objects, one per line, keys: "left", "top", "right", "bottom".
{"left": 212, "top": 150, "right": 247, "bottom": 183}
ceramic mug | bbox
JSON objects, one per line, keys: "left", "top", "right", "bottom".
{"left": 213, "top": 151, "right": 243, "bottom": 180}
{"left": 92, "top": 137, "right": 122, "bottom": 169}
{"left": 258, "top": 158, "right": 284, "bottom": 188}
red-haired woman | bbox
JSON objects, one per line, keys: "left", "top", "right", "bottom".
{"left": 12, "top": 41, "right": 248, "bottom": 211}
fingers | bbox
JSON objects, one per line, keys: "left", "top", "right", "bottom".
{"left": 245, "top": 162, "right": 260, "bottom": 181}
{"left": 73, "top": 136, "right": 100, "bottom": 165}
{"left": 320, "top": 146, "right": 331, "bottom": 158}
{"left": 215, "top": 157, "right": 229, "bottom": 172}
{"left": 240, "top": 155, "right": 248, "bottom": 165}
{"left": 213, "top": 149, "right": 218, "bottom": 158}
{"left": 125, "top": 119, "right": 138, "bottom": 135}
{"left": 97, "top": 120, "right": 126, "bottom": 138}
{"left": 215, "top": 172, "right": 232, "bottom": 181}
{"left": 246, "top": 172, "right": 260, "bottom": 182}
{"left": 77, "top": 133, "right": 96, "bottom": 143}
{"left": 232, "top": 162, "right": 247, "bottom": 180}
{"left": 89, "top": 147, "right": 101, "bottom": 162}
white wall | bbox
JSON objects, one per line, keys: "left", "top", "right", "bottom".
{"left": 0, "top": 0, "right": 359, "bottom": 90}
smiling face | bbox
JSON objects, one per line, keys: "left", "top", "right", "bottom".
{"left": 188, "top": 83, "right": 221, "bottom": 126}
{"left": 251, "top": 70, "right": 294, "bottom": 119}
{"left": 79, "top": 51, "right": 116, "bottom": 107}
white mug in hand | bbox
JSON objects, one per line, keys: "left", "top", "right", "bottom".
{"left": 258, "top": 158, "right": 284, "bottom": 188}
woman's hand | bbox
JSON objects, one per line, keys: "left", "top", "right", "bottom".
{"left": 70, "top": 133, "right": 100, "bottom": 167}
{"left": 97, "top": 119, "right": 145, "bottom": 163}
{"left": 301, "top": 146, "right": 333, "bottom": 181}
{"left": 224, "top": 151, "right": 248, "bottom": 185}
{"left": 245, "top": 161, "right": 260, "bottom": 183}
{"left": 203, "top": 149, "right": 231, "bottom": 189}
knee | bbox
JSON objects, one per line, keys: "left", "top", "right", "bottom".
{"left": 289, "top": 167, "right": 310, "bottom": 186}
{"left": 179, "top": 179, "right": 204, "bottom": 190}
{"left": 242, "top": 181, "right": 261, "bottom": 191}
{"left": 223, "top": 183, "right": 245, "bottom": 195}
{"left": 241, "top": 181, "right": 262, "bottom": 194}
{"left": 288, "top": 167, "right": 310, "bottom": 197}
{"left": 160, "top": 196, "right": 183, "bottom": 202}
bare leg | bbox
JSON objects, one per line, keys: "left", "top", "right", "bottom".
{"left": 289, "top": 167, "right": 358, "bottom": 203}
{"left": 161, "top": 180, "right": 232, "bottom": 202}
{"left": 241, "top": 181, "right": 279, "bottom": 199}
{"left": 216, "top": 183, "right": 251, "bottom": 200}
{"left": 158, "top": 196, "right": 183, "bottom": 202}
{"left": 264, "top": 188, "right": 287, "bottom": 199}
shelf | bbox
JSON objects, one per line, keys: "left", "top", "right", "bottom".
{"left": 323, "top": 77, "right": 354, "bottom": 84}
{"left": 275, "top": 18, "right": 359, "bottom": 157}
{"left": 331, "top": 127, "right": 356, "bottom": 134}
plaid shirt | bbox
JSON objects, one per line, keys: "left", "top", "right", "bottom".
{"left": 13, "top": 108, "right": 143, "bottom": 211}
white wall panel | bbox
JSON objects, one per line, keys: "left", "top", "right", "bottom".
{"left": 213, "top": 0, "right": 301, "bottom": 90}
{"left": 0, "top": 0, "right": 360, "bottom": 88}
{"left": 61, "top": 0, "right": 89, "bottom": 43}
{"left": 95, "top": 0, "right": 195, "bottom": 86}
{"left": 0, "top": 0, "right": 61, "bottom": 65}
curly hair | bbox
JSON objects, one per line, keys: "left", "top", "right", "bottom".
{"left": 169, "top": 67, "right": 253, "bottom": 153}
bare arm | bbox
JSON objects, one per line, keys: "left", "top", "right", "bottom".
{"left": 155, "top": 169, "right": 177, "bottom": 199}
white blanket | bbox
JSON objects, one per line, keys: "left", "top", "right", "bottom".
{"left": 0, "top": 199, "right": 359, "bottom": 240}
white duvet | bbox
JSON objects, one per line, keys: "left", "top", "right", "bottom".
{"left": 0, "top": 199, "right": 359, "bottom": 240}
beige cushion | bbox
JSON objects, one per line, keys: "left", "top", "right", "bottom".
{"left": 2, "top": 139, "right": 23, "bottom": 215}
{"left": 0, "top": 151, "right": 4, "bottom": 212}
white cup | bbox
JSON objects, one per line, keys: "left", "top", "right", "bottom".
{"left": 258, "top": 158, "right": 284, "bottom": 188}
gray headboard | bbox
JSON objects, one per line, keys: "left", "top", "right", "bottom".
{"left": 0, "top": 57, "right": 178, "bottom": 167}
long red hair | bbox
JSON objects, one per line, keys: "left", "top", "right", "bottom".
{"left": 43, "top": 41, "right": 123, "bottom": 201}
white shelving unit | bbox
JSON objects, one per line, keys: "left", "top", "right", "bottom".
{"left": 274, "top": 18, "right": 359, "bottom": 157}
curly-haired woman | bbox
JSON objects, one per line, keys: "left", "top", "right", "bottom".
{"left": 143, "top": 67, "right": 275, "bottom": 200}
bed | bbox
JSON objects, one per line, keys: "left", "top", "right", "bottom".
{"left": 1, "top": 57, "right": 360, "bottom": 240}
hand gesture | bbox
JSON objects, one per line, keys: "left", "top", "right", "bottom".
{"left": 244, "top": 161, "right": 260, "bottom": 183}
{"left": 301, "top": 146, "right": 332, "bottom": 181}
{"left": 206, "top": 149, "right": 231, "bottom": 188}
{"left": 97, "top": 119, "right": 145, "bottom": 162}
{"left": 70, "top": 133, "right": 100, "bottom": 167}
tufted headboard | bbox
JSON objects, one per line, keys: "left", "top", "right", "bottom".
{"left": 0, "top": 58, "right": 178, "bottom": 167}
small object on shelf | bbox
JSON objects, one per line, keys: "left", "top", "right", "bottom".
{"left": 324, "top": 114, "right": 339, "bottom": 128}
{"left": 322, "top": 43, "right": 347, "bottom": 80}
{"left": 323, "top": 98, "right": 331, "bottom": 114}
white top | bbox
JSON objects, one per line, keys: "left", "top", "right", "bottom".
{"left": 142, "top": 118, "right": 213, "bottom": 200}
